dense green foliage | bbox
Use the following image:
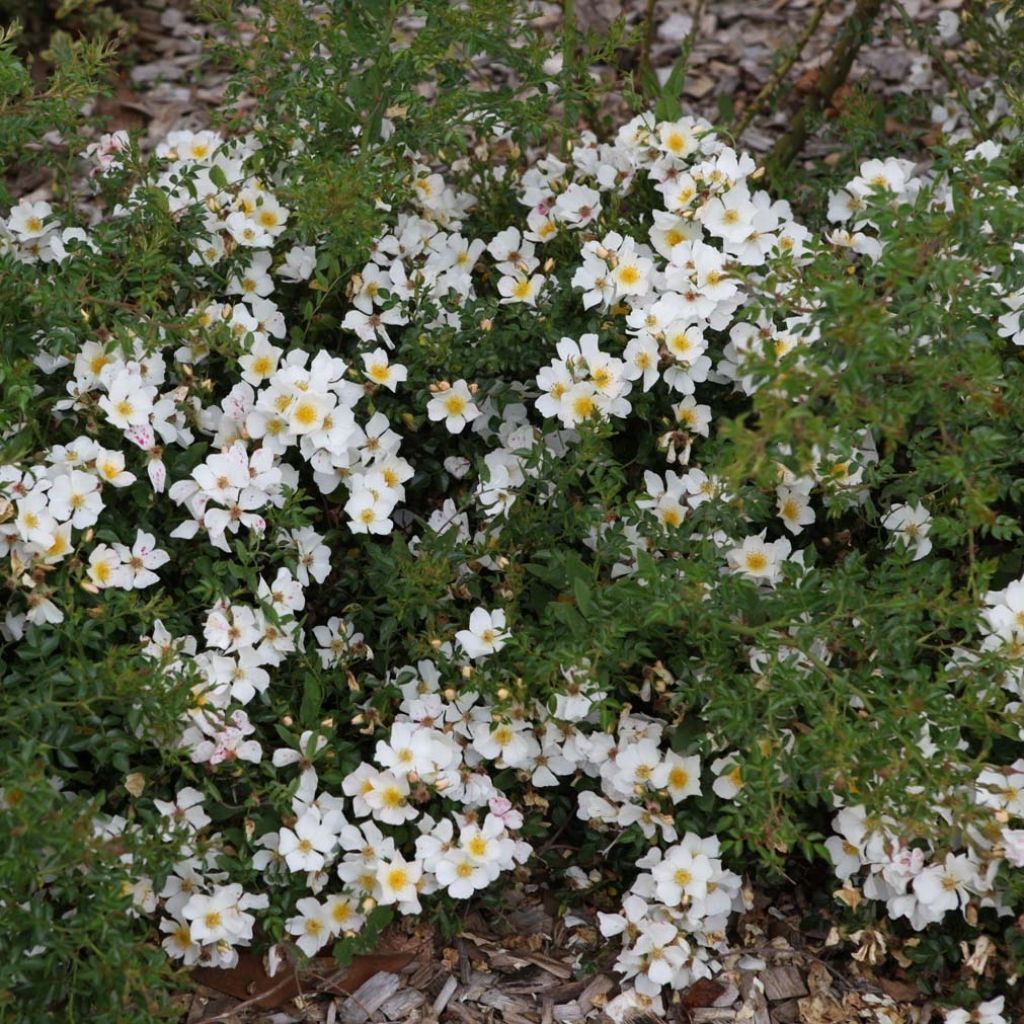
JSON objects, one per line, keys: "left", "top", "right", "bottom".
{"left": 2, "top": 3, "right": 1024, "bottom": 1022}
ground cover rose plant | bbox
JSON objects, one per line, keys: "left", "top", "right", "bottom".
{"left": 3, "top": 3, "right": 1024, "bottom": 1021}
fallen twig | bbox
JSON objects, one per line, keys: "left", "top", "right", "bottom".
{"left": 193, "top": 964, "right": 303, "bottom": 1024}
{"left": 193, "top": 962, "right": 366, "bottom": 1024}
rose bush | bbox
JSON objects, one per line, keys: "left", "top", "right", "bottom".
{"left": 3, "top": 3, "right": 1024, "bottom": 1022}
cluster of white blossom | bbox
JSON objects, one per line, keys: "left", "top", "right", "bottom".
{"left": 825, "top": 803, "right": 1009, "bottom": 932}
{"left": 599, "top": 833, "right": 743, "bottom": 1003}
{"left": 2, "top": 104, "right": 1022, "bottom": 1019}
{"left": 1, "top": 439, "right": 170, "bottom": 629}
{"left": 820, "top": 569, "right": 1024, "bottom": 943}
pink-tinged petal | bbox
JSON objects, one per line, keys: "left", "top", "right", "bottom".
{"left": 126, "top": 424, "right": 155, "bottom": 449}
{"left": 148, "top": 459, "right": 166, "bottom": 493}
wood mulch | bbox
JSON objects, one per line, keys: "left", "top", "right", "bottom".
{"left": 176, "top": 883, "right": 938, "bottom": 1024}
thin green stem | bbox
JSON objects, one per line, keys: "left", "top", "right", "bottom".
{"left": 670, "top": 0, "right": 708, "bottom": 105}
{"left": 638, "top": 0, "right": 658, "bottom": 86}
{"left": 561, "top": 0, "right": 577, "bottom": 157}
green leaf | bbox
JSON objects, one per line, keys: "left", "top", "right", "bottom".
{"left": 572, "top": 577, "right": 598, "bottom": 620}
{"left": 300, "top": 672, "right": 323, "bottom": 725}
{"left": 208, "top": 163, "right": 229, "bottom": 190}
